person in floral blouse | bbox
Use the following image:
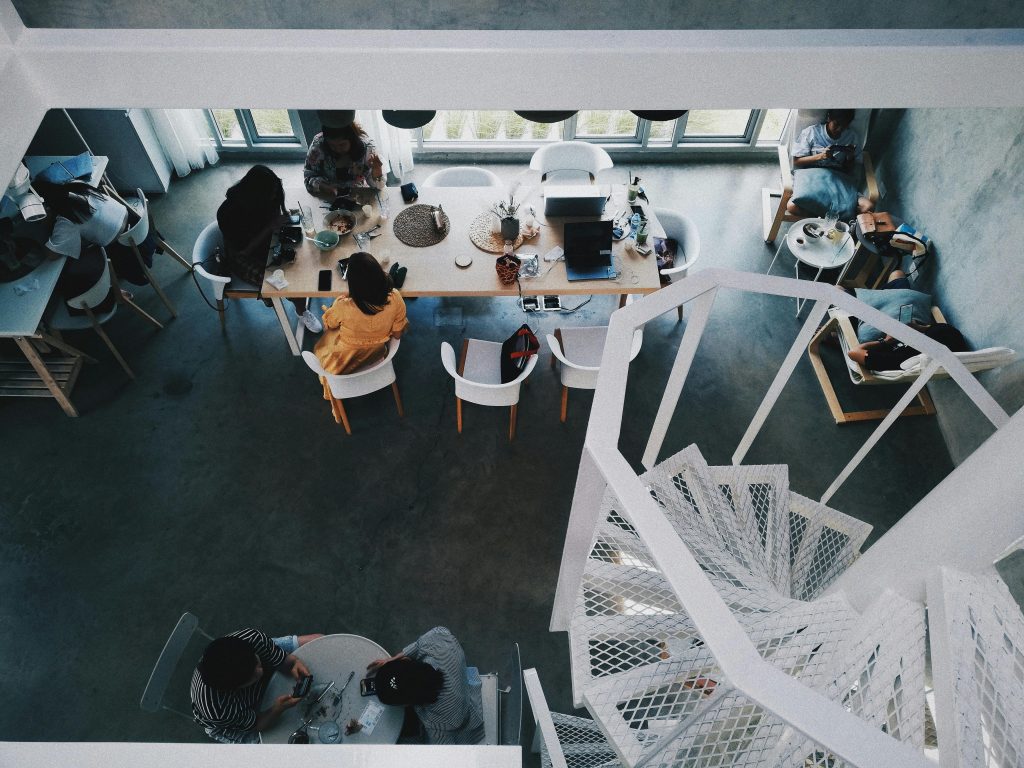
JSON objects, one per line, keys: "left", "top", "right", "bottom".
{"left": 303, "top": 121, "right": 387, "bottom": 198}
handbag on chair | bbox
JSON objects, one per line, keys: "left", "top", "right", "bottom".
{"left": 500, "top": 324, "right": 540, "bottom": 383}
{"left": 856, "top": 212, "right": 897, "bottom": 247}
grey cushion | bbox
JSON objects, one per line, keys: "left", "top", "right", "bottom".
{"left": 854, "top": 287, "right": 934, "bottom": 343}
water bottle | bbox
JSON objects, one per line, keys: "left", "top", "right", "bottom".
{"left": 629, "top": 212, "right": 642, "bottom": 238}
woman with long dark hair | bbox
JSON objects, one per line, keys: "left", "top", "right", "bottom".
{"left": 303, "top": 121, "right": 386, "bottom": 198}
{"left": 312, "top": 252, "right": 408, "bottom": 422}
{"left": 217, "top": 164, "right": 321, "bottom": 332}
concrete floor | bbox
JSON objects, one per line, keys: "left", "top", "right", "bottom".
{"left": 0, "top": 158, "right": 965, "bottom": 749}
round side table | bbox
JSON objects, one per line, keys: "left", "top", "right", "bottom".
{"left": 766, "top": 218, "right": 857, "bottom": 316}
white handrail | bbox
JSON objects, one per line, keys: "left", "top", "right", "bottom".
{"left": 523, "top": 669, "right": 569, "bottom": 768}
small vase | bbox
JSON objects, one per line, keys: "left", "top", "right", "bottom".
{"left": 500, "top": 216, "right": 520, "bottom": 241}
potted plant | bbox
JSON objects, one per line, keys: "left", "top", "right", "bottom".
{"left": 491, "top": 195, "right": 522, "bottom": 241}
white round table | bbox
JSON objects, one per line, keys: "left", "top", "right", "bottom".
{"left": 259, "top": 633, "right": 404, "bottom": 744}
{"left": 766, "top": 217, "right": 857, "bottom": 316}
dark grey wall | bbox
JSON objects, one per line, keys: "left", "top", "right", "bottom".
{"left": 12, "top": 0, "right": 1024, "bottom": 29}
{"left": 870, "top": 108, "right": 1024, "bottom": 464}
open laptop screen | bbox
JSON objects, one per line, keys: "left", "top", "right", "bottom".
{"left": 564, "top": 220, "right": 613, "bottom": 265}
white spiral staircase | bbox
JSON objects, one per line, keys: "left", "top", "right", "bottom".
{"left": 531, "top": 443, "right": 1024, "bottom": 768}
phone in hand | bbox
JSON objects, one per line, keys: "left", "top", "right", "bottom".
{"left": 359, "top": 677, "right": 377, "bottom": 697}
{"left": 898, "top": 303, "right": 913, "bottom": 324}
{"left": 293, "top": 675, "right": 313, "bottom": 698}
{"left": 318, "top": 269, "right": 332, "bottom": 291}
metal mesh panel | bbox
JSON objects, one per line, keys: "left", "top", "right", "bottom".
{"left": 772, "top": 590, "right": 927, "bottom": 766}
{"left": 540, "top": 711, "right": 623, "bottom": 768}
{"left": 935, "top": 569, "right": 1024, "bottom": 768}
{"left": 710, "top": 464, "right": 792, "bottom": 594}
{"left": 786, "top": 493, "right": 871, "bottom": 601}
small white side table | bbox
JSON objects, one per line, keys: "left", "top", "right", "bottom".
{"left": 766, "top": 217, "right": 856, "bottom": 316}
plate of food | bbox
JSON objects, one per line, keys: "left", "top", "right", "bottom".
{"left": 324, "top": 211, "right": 356, "bottom": 237}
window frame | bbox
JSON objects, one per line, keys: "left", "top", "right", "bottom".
{"left": 205, "top": 109, "right": 304, "bottom": 150}
{"left": 414, "top": 109, "right": 792, "bottom": 154}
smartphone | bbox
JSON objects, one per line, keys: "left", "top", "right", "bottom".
{"left": 337, "top": 257, "right": 351, "bottom": 280}
{"left": 359, "top": 677, "right": 377, "bottom": 697}
{"left": 898, "top": 303, "right": 913, "bottom": 324}
{"left": 292, "top": 675, "right": 313, "bottom": 698}
{"left": 630, "top": 204, "right": 646, "bottom": 220}
{"left": 288, "top": 213, "right": 301, "bottom": 226}
{"left": 318, "top": 269, "right": 332, "bottom": 291}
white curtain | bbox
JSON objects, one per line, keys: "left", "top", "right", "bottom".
{"left": 146, "top": 109, "right": 219, "bottom": 177}
{"left": 356, "top": 110, "right": 414, "bottom": 182}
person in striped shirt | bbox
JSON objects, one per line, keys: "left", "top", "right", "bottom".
{"left": 367, "top": 626, "right": 484, "bottom": 745}
{"left": 190, "top": 627, "right": 322, "bottom": 744}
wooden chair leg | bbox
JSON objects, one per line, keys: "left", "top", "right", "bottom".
{"left": 112, "top": 266, "right": 163, "bottom": 329}
{"left": 157, "top": 237, "right": 193, "bottom": 272}
{"left": 676, "top": 305, "right": 684, "bottom": 322}
{"left": 509, "top": 403, "right": 518, "bottom": 441}
{"left": 391, "top": 381, "right": 405, "bottom": 417}
{"left": 38, "top": 331, "right": 97, "bottom": 363}
{"left": 334, "top": 397, "right": 352, "bottom": 434}
{"left": 86, "top": 308, "right": 135, "bottom": 379}
{"left": 456, "top": 397, "right": 463, "bottom": 433}
{"left": 618, "top": 294, "right": 627, "bottom": 309}
{"left": 217, "top": 298, "right": 226, "bottom": 328}
{"left": 560, "top": 386, "right": 568, "bottom": 423}
{"left": 133, "top": 244, "right": 178, "bottom": 318}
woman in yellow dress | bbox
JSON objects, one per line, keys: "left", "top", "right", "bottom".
{"left": 313, "top": 251, "right": 409, "bottom": 423}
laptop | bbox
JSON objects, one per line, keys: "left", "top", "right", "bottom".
{"left": 543, "top": 185, "right": 607, "bottom": 217}
{"left": 564, "top": 220, "right": 615, "bottom": 281}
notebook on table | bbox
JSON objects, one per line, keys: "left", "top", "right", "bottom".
{"left": 564, "top": 220, "right": 615, "bottom": 282}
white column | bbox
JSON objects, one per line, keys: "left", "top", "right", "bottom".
{"left": 828, "top": 405, "right": 1024, "bottom": 611}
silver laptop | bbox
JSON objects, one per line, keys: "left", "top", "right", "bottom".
{"left": 543, "top": 185, "right": 607, "bottom": 217}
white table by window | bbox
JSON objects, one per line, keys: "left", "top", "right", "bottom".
{"left": 766, "top": 217, "right": 857, "bottom": 316}
{"left": 259, "top": 633, "right": 404, "bottom": 745}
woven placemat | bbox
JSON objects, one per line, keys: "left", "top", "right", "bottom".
{"left": 393, "top": 204, "right": 450, "bottom": 247}
{"left": 469, "top": 212, "right": 524, "bottom": 254}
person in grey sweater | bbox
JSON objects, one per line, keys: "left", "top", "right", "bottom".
{"left": 367, "top": 626, "right": 484, "bottom": 745}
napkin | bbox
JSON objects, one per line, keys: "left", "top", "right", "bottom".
{"left": 264, "top": 269, "right": 288, "bottom": 290}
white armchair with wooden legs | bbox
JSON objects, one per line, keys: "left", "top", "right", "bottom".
{"left": 440, "top": 339, "right": 538, "bottom": 441}
{"left": 808, "top": 305, "right": 1016, "bottom": 424}
{"left": 652, "top": 207, "right": 701, "bottom": 321}
{"left": 761, "top": 109, "right": 879, "bottom": 244}
{"left": 114, "top": 188, "right": 181, "bottom": 320}
{"left": 300, "top": 339, "right": 404, "bottom": 435}
{"left": 547, "top": 321, "right": 643, "bottom": 423}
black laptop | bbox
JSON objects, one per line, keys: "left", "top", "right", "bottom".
{"left": 564, "top": 220, "right": 615, "bottom": 281}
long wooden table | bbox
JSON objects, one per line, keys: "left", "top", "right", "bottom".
{"left": 261, "top": 184, "right": 664, "bottom": 355}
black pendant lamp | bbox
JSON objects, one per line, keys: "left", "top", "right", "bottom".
{"left": 514, "top": 111, "right": 578, "bottom": 124}
{"left": 630, "top": 110, "right": 688, "bottom": 122}
{"left": 381, "top": 111, "right": 436, "bottom": 129}
{"left": 317, "top": 110, "right": 356, "bottom": 128}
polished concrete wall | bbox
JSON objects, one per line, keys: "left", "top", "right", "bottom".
{"left": 870, "top": 108, "right": 1024, "bottom": 464}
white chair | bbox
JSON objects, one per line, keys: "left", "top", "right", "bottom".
{"left": 47, "top": 252, "right": 162, "bottom": 379}
{"left": 529, "top": 141, "right": 613, "bottom": 185}
{"left": 300, "top": 338, "right": 404, "bottom": 435}
{"left": 140, "top": 611, "right": 214, "bottom": 720}
{"left": 807, "top": 305, "right": 1016, "bottom": 424}
{"left": 192, "top": 221, "right": 262, "bottom": 327}
{"left": 440, "top": 338, "right": 538, "bottom": 441}
{"left": 761, "top": 109, "right": 878, "bottom": 243}
{"left": 115, "top": 187, "right": 179, "bottom": 320}
{"left": 653, "top": 207, "right": 702, "bottom": 322}
{"left": 422, "top": 167, "right": 503, "bottom": 188}
{"left": 547, "top": 308, "right": 643, "bottom": 423}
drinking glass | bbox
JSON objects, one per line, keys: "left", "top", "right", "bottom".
{"left": 299, "top": 203, "right": 316, "bottom": 238}
{"left": 309, "top": 721, "right": 341, "bottom": 744}
{"left": 377, "top": 189, "right": 391, "bottom": 222}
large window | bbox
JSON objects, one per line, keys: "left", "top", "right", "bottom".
{"left": 206, "top": 109, "right": 303, "bottom": 149}
{"left": 417, "top": 109, "right": 792, "bottom": 151}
